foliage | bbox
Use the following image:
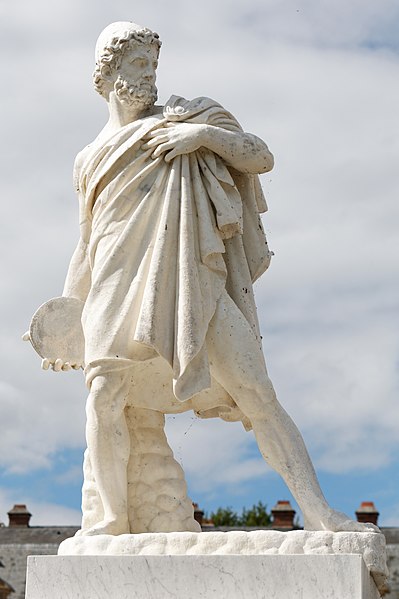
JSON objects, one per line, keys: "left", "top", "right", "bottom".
{"left": 240, "top": 501, "right": 272, "bottom": 526}
{"left": 209, "top": 501, "right": 271, "bottom": 527}
{"left": 209, "top": 506, "right": 240, "bottom": 527}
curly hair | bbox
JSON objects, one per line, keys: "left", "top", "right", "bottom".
{"left": 93, "top": 27, "right": 162, "bottom": 98}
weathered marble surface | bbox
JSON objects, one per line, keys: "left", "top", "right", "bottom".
{"left": 24, "top": 20, "right": 383, "bottom": 547}
{"left": 58, "top": 530, "right": 388, "bottom": 590}
{"left": 25, "top": 554, "right": 381, "bottom": 599}
{"left": 386, "top": 542, "right": 399, "bottom": 597}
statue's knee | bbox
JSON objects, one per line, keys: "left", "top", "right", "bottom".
{"left": 243, "top": 378, "right": 278, "bottom": 418}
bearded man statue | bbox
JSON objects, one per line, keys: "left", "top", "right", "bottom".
{"left": 32, "top": 21, "right": 378, "bottom": 538}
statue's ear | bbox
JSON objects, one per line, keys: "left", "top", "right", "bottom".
{"left": 98, "top": 64, "right": 116, "bottom": 99}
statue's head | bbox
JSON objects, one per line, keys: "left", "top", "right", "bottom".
{"left": 93, "top": 21, "right": 162, "bottom": 108}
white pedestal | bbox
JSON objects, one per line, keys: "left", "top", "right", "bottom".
{"left": 26, "top": 554, "right": 381, "bottom": 599}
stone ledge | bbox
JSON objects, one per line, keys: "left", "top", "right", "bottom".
{"left": 26, "top": 554, "right": 382, "bottom": 598}
{"left": 59, "top": 530, "right": 388, "bottom": 592}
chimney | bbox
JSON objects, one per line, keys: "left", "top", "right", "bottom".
{"left": 355, "top": 501, "right": 379, "bottom": 526}
{"left": 7, "top": 504, "right": 32, "bottom": 527}
{"left": 193, "top": 503, "right": 204, "bottom": 527}
{"left": 271, "top": 500, "right": 296, "bottom": 529}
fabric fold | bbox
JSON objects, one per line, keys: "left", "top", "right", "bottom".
{"left": 76, "top": 96, "right": 272, "bottom": 401}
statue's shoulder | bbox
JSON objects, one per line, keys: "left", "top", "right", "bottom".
{"left": 73, "top": 125, "right": 109, "bottom": 189}
{"left": 164, "top": 95, "right": 223, "bottom": 118}
{"left": 75, "top": 144, "right": 92, "bottom": 167}
{"left": 165, "top": 95, "right": 241, "bottom": 131}
{"left": 73, "top": 145, "right": 92, "bottom": 192}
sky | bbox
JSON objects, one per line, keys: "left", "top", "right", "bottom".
{"left": 0, "top": 0, "right": 398, "bottom": 528}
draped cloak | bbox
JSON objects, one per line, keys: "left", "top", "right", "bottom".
{"left": 75, "top": 96, "right": 272, "bottom": 404}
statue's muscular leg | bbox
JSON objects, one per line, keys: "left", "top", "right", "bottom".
{"left": 206, "top": 291, "right": 378, "bottom": 533}
{"left": 82, "top": 370, "right": 131, "bottom": 535}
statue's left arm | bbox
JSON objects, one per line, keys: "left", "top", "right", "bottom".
{"left": 142, "top": 122, "right": 274, "bottom": 175}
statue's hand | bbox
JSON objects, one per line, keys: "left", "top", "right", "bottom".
{"left": 142, "top": 123, "right": 207, "bottom": 162}
{"left": 40, "top": 358, "right": 82, "bottom": 372}
{"left": 22, "top": 331, "right": 82, "bottom": 372}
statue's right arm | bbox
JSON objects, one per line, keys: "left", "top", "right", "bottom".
{"left": 34, "top": 241, "right": 89, "bottom": 372}
{"left": 24, "top": 151, "right": 90, "bottom": 372}
{"left": 23, "top": 235, "right": 89, "bottom": 372}
{"left": 62, "top": 236, "right": 91, "bottom": 302}
{"left": 62, "top": 149, "right": 92, "bottom": 302}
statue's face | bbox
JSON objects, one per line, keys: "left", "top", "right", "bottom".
{"left": 119, "top": 43, "right": 158, "bottom": 87}
{"left": 113, "top": 42, "right": 158, "bottom": 108}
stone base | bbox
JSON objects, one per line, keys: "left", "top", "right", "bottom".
{"left": 58, "top": 530, "right": 388, "bottom": 590}
{"left": 26, "top": 554, "right": 381, "bottom": 598}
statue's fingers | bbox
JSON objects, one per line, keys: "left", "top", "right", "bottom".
{"left": 147, "top": 127, "right": 170, "bottom": 137}
{"left": 53, "top": 358, "right": 63, "bottom": 372}
{"left": 143, "top": 135, "right": 169, "bottom": 149}
{"left": 141, "top": 140, "right": 156, "bottom": 150}
{"left": 22, "top": 331, "right": 31, "bottom": 342}
{"left": 164, "top": 148, "right": 180, "bottom": 162}
{"left": 41, "top": 358, "right": 50, "bottom": 370}
{"left": 71, "top": 363, "right": 82, "bottom": 370}
{"left": 152, "top": 142, "right": 173, "bottom": 159}
{"left": 62, "top": 362, "right": 72, "bottom": 371}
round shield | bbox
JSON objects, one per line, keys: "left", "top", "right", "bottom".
{"left": 29, "top": 297, "right": 85, "bottom": 365}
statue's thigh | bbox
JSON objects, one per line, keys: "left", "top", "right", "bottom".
{"left": 206, "top": 291, "right": 274, "bottom": 406}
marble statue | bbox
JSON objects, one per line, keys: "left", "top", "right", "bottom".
{"left": 25, "top": 21, "right": 379, "bottom": 538}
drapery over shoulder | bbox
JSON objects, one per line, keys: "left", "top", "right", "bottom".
{"left": 75, "top": 96, "right": 273, "bottom": 401}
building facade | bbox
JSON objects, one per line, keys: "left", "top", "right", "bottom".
{"left": 0, "top": 502, "right": 397, "bottom": 598}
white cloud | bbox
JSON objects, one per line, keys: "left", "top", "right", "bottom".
{"left": 165, "top": 414, "right": 271, "bottom": 494}
{"left": 249, "top": 40, "right": 399, "bottom": 475}
{"left": 0, "top": 364, "right": 86, "bottom": 473}
{"left": 0, "top": 0, "right": 398, "bottom": 512}
{"left": 0, "top": 487, "right": 81, "bottom": 526}
{"left": 27, "top": 502, "right": 81, "bottom": 526}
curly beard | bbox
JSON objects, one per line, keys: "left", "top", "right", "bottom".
{"left": 114, "top": 76, "right": 158, "bottom": 108}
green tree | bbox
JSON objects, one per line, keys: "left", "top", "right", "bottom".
{"left": 209, "top": 501, "right": 272, "bottom": 527}
{"left": 209, "top": 506, "right": 240, "bottom": 527}
{"left": 239, "top": 501, "right": 271, "bottom": 526}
